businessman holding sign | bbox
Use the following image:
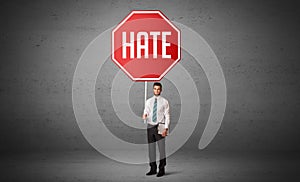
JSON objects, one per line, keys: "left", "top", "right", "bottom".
{"left": 143, "top": 82, "right": 170, "bottom": 177}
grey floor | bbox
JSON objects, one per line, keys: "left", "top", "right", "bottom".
{"left": 1, "top": 149, "right": 299, "bottom": 182}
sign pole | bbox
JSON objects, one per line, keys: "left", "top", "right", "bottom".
{"left": 144, "top": 81, "right": 147, "bottom": 124}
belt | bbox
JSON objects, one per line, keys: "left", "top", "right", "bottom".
{"left": 147, "top": 123, "right": 165, "bottom": 128}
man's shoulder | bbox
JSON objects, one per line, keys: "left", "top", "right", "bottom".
{"left": 159, "top": 96, "right": 169, "bottom": 102}
{"left": 146, "top": 96, "right": 154, "bottom": 100}
{"left": 146, "top": 97, "right": 154, "bottom": 103}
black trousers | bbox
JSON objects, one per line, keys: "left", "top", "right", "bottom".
{"left": 147, "top": 124, "right": 166, "bottom": 170}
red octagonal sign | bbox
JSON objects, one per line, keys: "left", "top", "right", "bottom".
{"left": 112, "top": 10, "right": 181, "bottom": 81}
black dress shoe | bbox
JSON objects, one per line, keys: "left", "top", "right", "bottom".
{"left": 156, "top": 168, "right": 165, "bottom": 177}
{"left": 146, "top": 169, "right": 157, "bottom": 175}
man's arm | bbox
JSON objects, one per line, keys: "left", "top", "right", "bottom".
{"left": 142, "top": 100, "right": 150, "bottom": 119}
{"left": 164, "top": 100, "right": 170, "bottom": 129}
{"left": 161, "top": 100, "right": 170, "bottom": 137}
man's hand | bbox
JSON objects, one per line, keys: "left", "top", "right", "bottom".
{"left": 161, "top": 129, "right": 168, "bottom": 137}
{"left": 142, "top": 114, "right": 147, "bottom": 120}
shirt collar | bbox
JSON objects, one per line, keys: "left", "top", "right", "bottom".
{"left": 153, "top": 95, "right": 161, "bottom": 99}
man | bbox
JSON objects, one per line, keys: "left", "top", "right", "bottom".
{"left": 142, "top": 82, "right": 170, "bottom": 177}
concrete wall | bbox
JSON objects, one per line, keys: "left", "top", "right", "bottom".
{"left": 1, "top": 0, "right": 299, "bottom": 154}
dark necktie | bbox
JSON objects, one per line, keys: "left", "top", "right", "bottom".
{"left": 152, "top": 98, "right": 157, "bottom": 123}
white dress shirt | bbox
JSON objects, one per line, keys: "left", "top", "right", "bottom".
{"left": 143, "top": 95, "right": 170, "bottom": 129}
